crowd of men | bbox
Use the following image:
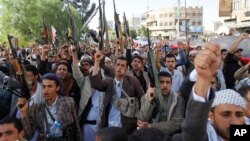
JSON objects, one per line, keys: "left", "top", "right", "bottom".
{"left": 0, "top": 32, "right": 250, "bottom": 141}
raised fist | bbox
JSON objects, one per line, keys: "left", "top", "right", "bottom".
{"left": 146, "top": 85, "right": 155, "bottom": 103}
{"left": 194, "top": 43, "right": 221, "bottom": 80}
{"left": 94, "top": 51, "right": 104, "bottom": 64}
{"left": 42, "top": 45, "right": 51, "bottom": 54}
{"left": 240, "top": 33, "right": 249, "bottom": 40}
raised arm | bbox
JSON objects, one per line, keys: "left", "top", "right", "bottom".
{"left": 90, "top": 51, "right": 109, "bottom": 91}
{"left": 234, "top": 62, "right": 250, "bottom": 81}
{"left": 17, "top": 98, "right": 36, "bottom": 139}
{"left": 228, "top": 33, "right": 248, "bottom": 53}
{"left": 70, "top": 46, "right": 85, "bottom": 87}
{"left": 182, "top": 43, "right": 221, "bottom": 141}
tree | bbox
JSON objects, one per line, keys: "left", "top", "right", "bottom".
{"left": 130, "top": 29, "right": 137, "bottom": 39}
{"left": 63, "top": 0, "right": 96, "bottom": 43}
{"left": 0, "top": 0, "right": 95, "bottom": 46}
{"left": 139, "top": 25, "right": 148, "bottom": 37}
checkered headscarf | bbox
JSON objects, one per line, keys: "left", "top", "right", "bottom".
{"left": 211, "top": 89, "right": 247, "bottom": 109}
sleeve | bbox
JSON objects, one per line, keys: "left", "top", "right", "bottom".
{"left": 234, "top": 65, "right": 248, "bottom": 81}
{"left": 192, "top": 86, "right": 211, "bottom": 103}
{"left": 71, "top": 99, "right": 82, "bottom": 141}
{"left": 20, "top": 106, "right": 38, "bottom": 140}
{"left": 137, "top": 94, "right": 155, "bottom": 121}
{"left": 37, "top": 59, "right": 49, "bottom": 75}
{"left": 89, "top": 73, "right": 110, "bottom": 92}
{"left": 67, "top": 59, "right": 73, "bottom": 74}
{"left": 72, "top": 64, "right": 85, "bottom": 87}
{"left": 181, "top": 88, "right": 214, "bottom": 141}
{"left": 177, "top": 50, "right": 187, "bottom": 66}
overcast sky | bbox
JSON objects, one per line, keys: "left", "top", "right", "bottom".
{"left": 89, "top": 0, "right": 219, "bottom": 29}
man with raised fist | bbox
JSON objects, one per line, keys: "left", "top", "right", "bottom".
{"left": 180, "top": 44, "right": 247, "bottom": 141}
{"left": 90, "top": 51, "right": 144, "bottom": 134}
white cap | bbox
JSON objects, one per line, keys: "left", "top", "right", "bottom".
{"left": 132, "top": 50, "right": 140, "bottom": 56}
{"left": 105, "top": 56, "right": 111, "bottom": 62}
{"left": 211, "top": 89, "right": 247, "bottom": 109}
{"left": 81, "top": 55, "right": 92, "bottom": 62}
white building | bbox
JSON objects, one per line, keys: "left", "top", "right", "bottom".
{"left": 224, "top": 0, "right": 250, "bottom": 32}
{"left": 144, "top": 6, "right": 203, "bottom": 39}
{"left": 128, "top": 17, "right": 141, "bottom": 30}
{"left": 204, "top": 21, "right": 225, "bottom": 35}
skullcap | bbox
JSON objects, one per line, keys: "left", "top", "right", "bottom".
{"left": 105, "top": 56, "right": 111, "bottom": 62}
{"left": 132, "top": 50, "right": 140, "bottom": 56}
{"left": 211, "top": 89, "right": 247, "bottom": 109}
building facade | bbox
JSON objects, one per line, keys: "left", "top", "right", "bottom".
{"left": 145, "top": 6, "right": 203, "bottom": 39}
{"left": 204, "top": 21, "right": 224, "bottom": 35}
{"left": 225, "top": 0, "right": 250, "bottom": 32}
{"left": 128, "top": 17, "right": 141, "bottom": 30}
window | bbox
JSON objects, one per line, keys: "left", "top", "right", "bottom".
{"left": 235, "top": 0, "right": 241, "bottom": 10}
{"left": 179, "top": 21, "right": 183, "bottom": 26}
{"left": 164, "top": 22, "right": 168, "bottom": 26}
{"left": 238, "top": 0, "right": 242, "bottom": 9}
{"left": 233, "top": 1, "right": 237, "bottom": 10}
{"left": 147, "top": 23, "right": 154, "bottom": 27}
{"left": 192, "top": 13, "right": 196, "bottom": 16}
{"left": 198, "top": 13, "right": 203, "bottom": 16}
{"left": 160, "top": 22, "right": 163, "bottom": 26}
{"left": 198, "top": 22, "right": 202, "bottom": 25}
{"left": 245, "top": 0, "right": 250, "bottom": 8}
{"left": 169, "top": 13, "right": 173, "bottom": 17}
{"left": 164, "top": 14, "right": 168, "bottom": 17}
{"left": 169, "top": 22, "right": 173, "bottom": 26}
{"left": 192, "top": 22, "right": 196, "bottom": 25}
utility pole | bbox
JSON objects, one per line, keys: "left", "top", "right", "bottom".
{"left": 185, "top": 0, "right": 188, "bottom": 38}
{"left": 176, "top": 0, "right": 180, "bottom": 38}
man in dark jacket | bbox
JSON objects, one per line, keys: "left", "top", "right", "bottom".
{"left": 179, "top": 43, "right": 246, "bottom": 141}
{"left": 90, "top": 51, "right": 145, "bottom": 134}
{"left": 223, "top": 33, "right": 248, "bottom": 88}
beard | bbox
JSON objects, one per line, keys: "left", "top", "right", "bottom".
{"left": 213, "top": 122, "right": 230, "bottom": 140}
{"left": 162, "top": 90, "right": 170, "bottom": 97}
{"left": 133, "top": 67, "right": 140, "bottom": 72}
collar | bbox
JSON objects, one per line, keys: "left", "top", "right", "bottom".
{"left": 46, "top": 96, "right": 58, "bottom": 108}
{"left": 132, "top": 69, "right": 142, "bottom": 77}
{"left": 114, "top": 78, "right": 123, "bottom": 86}
{"left": 163, "top": 91, "right": 174, "bottom": 101}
